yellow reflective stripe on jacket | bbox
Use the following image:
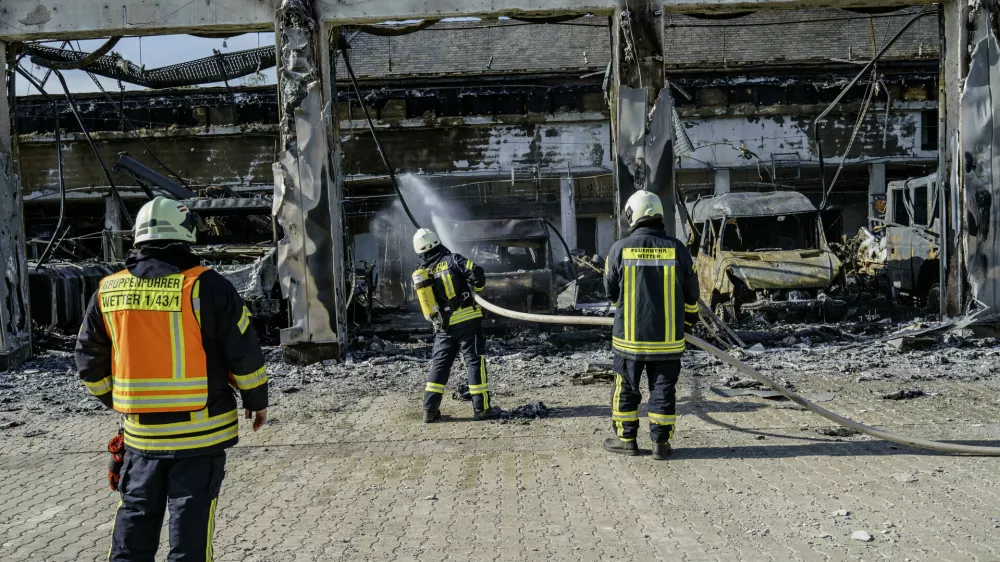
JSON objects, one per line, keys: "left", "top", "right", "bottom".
{"left": 612, "top": 337, "right": 685, "bottom": 353}
{"left": 623, "top": 265, "right": 633, "bottom": 341}
{"left": 237, "top": 306, "right": 251, "bottom": 335}
{"left": 168, "top": 310, "right": 185, "bottom": 380}
{"left": 104, "top": 313, "right": 120, "bottom": 363}
{"left": 432, "top": 262, "right": 457, "bottom": 300}
{"left": 664, "top": 264, "right": 674, "bottom": 343}
{"left": 466, "top": 259, "right": 474, "bottom": 271}
{"left": 114, "top": 377, "right": 208, "bottom": 391}
{"left": 232, "top": 366, "right": 267, "bottom": 391}
{"left": 449, "top": 306, "right": 482, "bottom": 325}
{"left": 684, "top": 303, "right": 699, "bottom": 313}
{"left": 123, "top": 409, "right": 239, "bottom": 452}
{"left": 113, "top": 394, "right": 208, "bottom": 411}
{"left": 84, "top": 376, "right": 113, "bottom": 396}
{"left": 473, "top": 285, "right": 484, "bottom": 293}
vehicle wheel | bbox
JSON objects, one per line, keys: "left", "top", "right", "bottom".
{"left": 713, "top": 301, "right": 736, "bottom": 325}
{"left": 925, "top": 283, "right": 941, "bottom": 313}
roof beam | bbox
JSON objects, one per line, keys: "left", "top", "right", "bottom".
{"left": 0, "top": 0, "right": 616, "bottom": 41}
{"left": 316, "top": 0, "right": 614, "bottom": 25}
{"left": 661, "top": 0, "right": 939, "bottom": 13}
{"left": 0, "top": 1, "right": 275, "bottom": 41}
{"left": 0, "top": 0, "right": 942, "bottom": 42}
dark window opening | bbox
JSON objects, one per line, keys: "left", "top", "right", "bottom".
{"left": 576, "top": 217, "right": 597, "bottom": 257}
{"left": 912, "top": 186, "right": 929, "bottom": 226}
{"left": 921, "top": 109, "right": 938, "bottom": 151}
{"left": 719, "top": 214, "right": 819, "bottom": 252}
{"left": 892, "top": 189, "right": 909, "bottom": 225}
{"left": 821, "top": 209, "right": 843, "bottom": 243}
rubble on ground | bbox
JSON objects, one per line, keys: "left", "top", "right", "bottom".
{"left": 5, "top": 307, "right": 1000, "bottom": 425}
{"left": 495, "top": 402, "right": 550, "bottom": 424}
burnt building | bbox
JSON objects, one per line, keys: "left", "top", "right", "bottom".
{"left": 7, "top": 5, "right": 953, "bottom": 357}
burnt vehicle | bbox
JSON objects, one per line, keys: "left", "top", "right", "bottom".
{"left": 451, "top": 218, "right": 556, "bottom": 313}
{"left": 689, "top": 192, "right": 844, "bottom": 322}
{"left": 882, "top": 173, "right": 941, "bottom": 309}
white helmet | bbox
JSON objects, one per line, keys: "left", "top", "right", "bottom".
{"left": 413, "top": 228, "right": 441, "bottom": 255}
{"left": 624, "top": 190, "right": 664, "bottom": 229}
{"left": 134, "top": 196, "right": 197, "bottom": 245}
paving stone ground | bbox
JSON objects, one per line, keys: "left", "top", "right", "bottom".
{"left": 3, "top": 372, "right": 1000, "bottom": 561}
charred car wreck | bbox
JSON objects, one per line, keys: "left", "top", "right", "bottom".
{"left": 452, "top": 219, "right": 556, "bottom": 314}
{"left": 690, "top": 192, "right": 844, "bottom": 322}
{"left": 883, "top": 173, "right": 941, "bottom": 308}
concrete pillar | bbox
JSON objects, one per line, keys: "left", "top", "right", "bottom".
{"left": 611, "top": 0, "right": 673, "bottom": 239}
{"left": 273, "top": 0, "right": 342, "bottom": 363}
{"left": 714, "top": 169, "right": 731, "bottom": 195}
{"left": 0, "top": 41, "right": 31, "bottom": 368}
{"left": 103, "top": 194, "right": 124, "bottom": 261}
{"left": 560, "top": 175, "right": 577, "bottom": 254}
{"left": 943, "top": 0, "right": 969, "bottom": 317}
{"left": 868, "top": 163, "right": 886, "bottom": 228}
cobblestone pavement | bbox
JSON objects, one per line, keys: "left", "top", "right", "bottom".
{"left": 3, "top": 370, "right": 1000, "bottom": 561}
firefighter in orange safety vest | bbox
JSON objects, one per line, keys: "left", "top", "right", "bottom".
{"left": 76, "top": 196, "right": 268, "bottom": 561}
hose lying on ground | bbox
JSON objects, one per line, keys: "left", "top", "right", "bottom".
{"left": 474, "top": 295, "right": 1000, "bottom": 456}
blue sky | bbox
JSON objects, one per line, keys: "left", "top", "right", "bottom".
{"left": 16, "top": 33, "right": 277, "bottom": 96}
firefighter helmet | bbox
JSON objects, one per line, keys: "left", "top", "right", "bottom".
{"left": 134, "top": 196, "right": 197, "bottom": 245}
{"left": 623, "top": 190, "right": 664, "bottom": 229}
{"left": 413, "top": 228, "right": 441, "bottom": 254}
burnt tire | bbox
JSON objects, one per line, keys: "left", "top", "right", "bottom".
{"left": 713, "top": 302, "right": 737, "bottom": 325}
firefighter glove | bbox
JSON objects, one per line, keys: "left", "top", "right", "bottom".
{"left": 107, "top": 430, "right": 125, "bottom": 491}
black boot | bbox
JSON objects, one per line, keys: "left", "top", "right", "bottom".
{"left": 473, "top": 407, "right": 499, "bottom": 421}
{"left": 652, "top": 441, "right": 672, "bottom": 460}
{"left": 424, "top": 409, "right": 441, "bottom": 423}
{"left": 603, "top": 437, "right": 638, "bottom": 456}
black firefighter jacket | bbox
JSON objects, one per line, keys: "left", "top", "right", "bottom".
{"left": 76, "top": 244, "right": 268, "bottom": 458}
{"left": 605, "top": 226, "right": 699, "bottom": 360}
{"left": 418, "top": 247, "right": 487, "bottom": 328}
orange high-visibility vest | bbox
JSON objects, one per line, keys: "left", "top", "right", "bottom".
{"left": 99, "top": 266, "right": 210, "bottom": 414}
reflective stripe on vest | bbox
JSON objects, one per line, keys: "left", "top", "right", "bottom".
{"left": 100, "top": 266, "right": 210, "bottom": 414}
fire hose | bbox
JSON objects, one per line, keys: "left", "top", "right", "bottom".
{"left": 473, "top": 295, "right": 1000, "bottom": 456}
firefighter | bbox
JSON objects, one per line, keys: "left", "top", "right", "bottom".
{"left": 76, "top": 197, "right": 268, "bottom": 561}
{"left": 412, "top": 228, "right": 497, "bottom": 422}
{"left": 603, "top": 190, "right": 699, "bottom": 460}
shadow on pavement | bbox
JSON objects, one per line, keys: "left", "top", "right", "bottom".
{"left": 664, "top": 439, "right": 1000, "bottom": 460}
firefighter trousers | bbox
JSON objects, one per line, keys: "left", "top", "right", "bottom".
{"left": 109, "top": 450, "right": 226, "bottom": 562}
{"left": 611, "top": 357, "right": 681, "bottom": 444}
{"left": 424, "top": 319, "right": 490, "bottom": 413}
